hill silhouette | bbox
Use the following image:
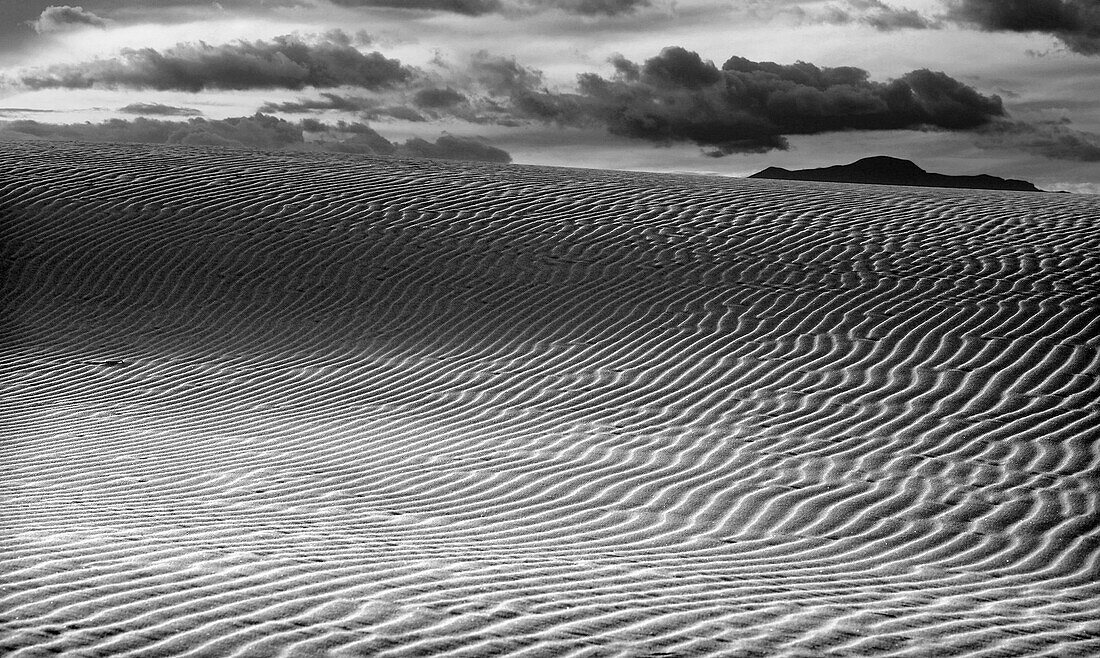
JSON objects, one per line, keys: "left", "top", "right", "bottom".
{"left": 749, "top": 156, "right": 1042, "bottom": 192}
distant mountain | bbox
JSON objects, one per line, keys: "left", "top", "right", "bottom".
{"left": 749, "top": 156, "right": 1042, "bottom": 192}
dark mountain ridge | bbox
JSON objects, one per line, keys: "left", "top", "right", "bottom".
{"left": 749, "top": 156, "right": 1042, "bottom": 192}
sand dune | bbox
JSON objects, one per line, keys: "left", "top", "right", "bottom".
{"left": 2, "top": 142, "right": 1098, "bottom": 656}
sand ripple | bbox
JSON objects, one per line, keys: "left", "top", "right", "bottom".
{"left": 2, "top": 142, "right": 1099, "bottom": 656}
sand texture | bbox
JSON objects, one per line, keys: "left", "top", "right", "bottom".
{"left": 2, "top": 142, "right": 1099, "bottom": 657}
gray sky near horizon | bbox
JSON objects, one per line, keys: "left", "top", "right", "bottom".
{"left": 0, "top": 0, "right": 1097, "bottom": 191}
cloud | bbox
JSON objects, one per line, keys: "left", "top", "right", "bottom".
{"left": 468, "top": 51, "right": 545, "bottom": 96}
{"left": 3, "top": 114, "right": 302, "bottom": 148}
{"left": 257, "top": 92, "right": 429, "bottom": 121}
{"left": 780, "top": 0, "right": 938, "bottom": 31}
{"left": 258, "top": 92, "right": 378, "bottom": 113}
{"left": 499, "top": 47, "right": 1007, "bottom": 154}
{"left": 252, "top": 46, "right": 1077, "bottom": 163}
{"left": 327, "top": 0, "right": 647, "bottom": 15}
{"left": 304, "top": 120, "right": 511, "bottom": 160}
{"left": 311, "top": 121, "right": 400, "bottom": 154}
{"left": 942, "top": 0, "right": 1100, "bottom": 54}
{"left": 16, "top": 32, "right": 413, "bottom": 91}
{"left": 2, "top": 113, "right": 512, "bottom": 162}
{"left": 328, "top": 0, "right": 504, "bottom": 15}
{"left": 975, "top": 119, "right": 1100, "bottom": 161}
{"left": 770, "top": 1, "right": 1099, "bottom": 51}
{"left": 30, "top": 5, "right": 108, "bottom": 33}
{"left": 857, "top": 1, "right": 939, "bottom": 30}
{"left": 532, "top": 0, "right": 650, "bottom": 16}
{"left": 118, "top": 102, "right": 201, "bottom": 116}
{"left": 396, "top": 134, "right": 512, "bottom": 162}
{"left": 414, "top": 87, "right": 467, "bottom": 108}
{"left": 0, "top": 107, "right": 59, "bottom": 116}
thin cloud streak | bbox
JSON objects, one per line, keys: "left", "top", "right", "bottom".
{"left": 326, "top": 0, "right": 651, "bottom": 16}
{"left": 118, "top": 101, "right": 202, "bottom": 116}
{"left": 1, "top": 113, "right": 512, "bottom": 161}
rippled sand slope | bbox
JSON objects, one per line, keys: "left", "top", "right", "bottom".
{"left": 2, "top": 142, "right": 1099, "bottom": 656}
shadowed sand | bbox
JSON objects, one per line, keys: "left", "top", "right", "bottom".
{"left": 2, "top": 142, "right": 1098, "bottom": 656}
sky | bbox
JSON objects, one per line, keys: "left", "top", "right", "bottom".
{"left": 0, "top": 0, "right": 1098, "bottom": 191}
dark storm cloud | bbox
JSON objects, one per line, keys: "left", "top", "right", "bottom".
{"left": 118, "top": 102, "right": 201, "bottom": 116}
{"left": 640, "top": 46, "right": 722, "bottom": 88}
{"left": 975, "top": 119, "right": 1100, "bottom": 161}
{"left": 608, "top": 54, "right": 640, "bottom": 81}
{"left": 31, "top": 5, "right": 107, "bottom": 33}
{"left": 414, "top": 87, "right": 467, "bottom": 108}
{"left": 502, "top": 47, "right": 1007, "bottom": 154}
{"left": 943, "top": 0, "right": 1100, "bottom": 54}
{"left": 16, "top": 32, "right": 412, "bottom": 91}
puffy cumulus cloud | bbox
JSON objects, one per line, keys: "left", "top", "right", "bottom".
{"left": 16, "top": 32, "right": 412, "bottom": 91}
{"left": 974, "top": 119, "right": 1100, "bottom": 161}
{"left": 639, "top": 47, "right": 722, "bottom": 88}
{"left": 942, "top": 0, "right": 1100, "bottom": 54}
{"left": 499, "top": 47, "right": 1007, "bottom": 154}
{"left": 118, "top": 102, "right": 201, "bottom": 116}
{"left": 30, "top": 5, "right": 107, "bottom": 33}
{"left": 1, "top": 113, "right": 512, "bottom": 162}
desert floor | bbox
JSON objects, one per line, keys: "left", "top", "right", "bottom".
{"left": 2, "top": 142, "right": 1098, "bottom": 656}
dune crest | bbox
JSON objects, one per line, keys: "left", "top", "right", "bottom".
{"left": 2, "top": 143, "right": 1098, "bottom": 656}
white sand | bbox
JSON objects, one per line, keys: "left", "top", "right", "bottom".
{"left": 2, "top": 142, "right": 1098, "bottom": 656}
